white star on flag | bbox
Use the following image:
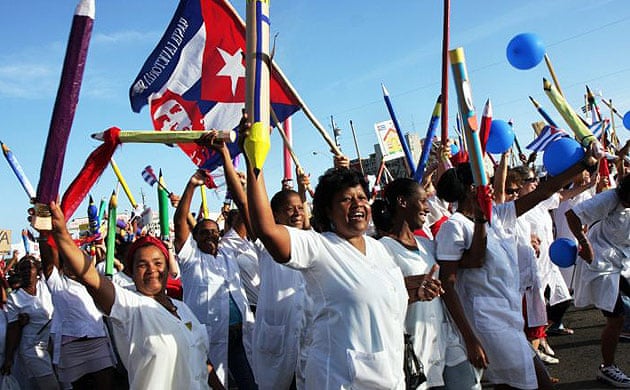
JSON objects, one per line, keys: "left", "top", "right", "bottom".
{"left": 216, "top": 47, "right": 245, "bottom": 96}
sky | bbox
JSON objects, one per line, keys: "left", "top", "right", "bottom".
{"left": 1, "top": 0, "right": 630, "bottom": 245}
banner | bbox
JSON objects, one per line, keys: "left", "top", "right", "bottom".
{"left": 374, "top": 120, "right": 405, "bottom": 162}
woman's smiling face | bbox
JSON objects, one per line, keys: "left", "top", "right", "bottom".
{"left": 327, "top": 184, "right": 371, "bottom": 239}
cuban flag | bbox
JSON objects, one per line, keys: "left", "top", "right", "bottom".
{"left": 129, "top": 0, "right": 300, "bottom": 172}
{"left": 141, "top": 165, "right": 158, "bottom": 186}
{"left": 589, "top": 119, "right": 610, "bottom": 140}
{"left": 525, "top": 125, "right": 570, "bottom": 152}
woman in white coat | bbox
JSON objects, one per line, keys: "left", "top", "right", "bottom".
{"left": 566, "top": 173, "right": 630, "bottom": 387}
{"left": 373, "top": 178, "right": 480, "bottom": 389}
{"left": 434, "top": 154, "right": 596, "bottom": 390}
{"left": 245, "top": 139, "right": 408, "bottom": 389}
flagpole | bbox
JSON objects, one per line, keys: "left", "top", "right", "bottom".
{"left": 544, "top": 53, "right": 564, "bottom": 97}
{"left": 440, "top": 0, "right": 450, "bottom": 146}
{"left": 349, "top": 120, "right": 365, "bottom": 176}
{"left": 283, "top": 117, "right": 293, "bottom": 182}
{"left": 220, "top": 0, "right": 341, "bottom": 157}
{"left": 34, "top": 0, "right": 95, "bottom": 230}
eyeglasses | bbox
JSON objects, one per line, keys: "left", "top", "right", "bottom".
{"left": 523, "top": 176, "right": 538, "bottom": 184}
{"left": 505, "top": 187, "right": 520, "bottom": 195}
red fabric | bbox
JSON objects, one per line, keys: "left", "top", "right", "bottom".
{"left": 523, "top": 296, "right": 547, "bottom": 339}
{"left": 599, "top": 158, "right": 610, "bottom": 182}
{"left": 413, "top": 228, "right": 429, "bottom": 239}
{"left": 125, "top": 235, "right": 170, "bottom": 270}
{"left": 60, "top": 127, "right": 121, "bottom": 219}
{"left": 430, "top": 215, "right": 450, "bottom": 237}
{"left": 450, "top": 150, "right": 469, "bottom": 165}
{"left": 477, "top": 185, "right": 493, "bottom": 224}
{"left": 166, "top": 277, "right": 183, "bottom": 300}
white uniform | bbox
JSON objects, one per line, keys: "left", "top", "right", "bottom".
{"left": 380, "top": 236, "right": 467, "bottom": 389}
{"left": 436, "top": 203, "right": 537, "bottom": 389}
{"left": 286, "top": 227, "right": 407, "bottom": 390}
{"left": 46, "top": 267, "right": 115, "bottom": 383}
{"left": 514, "top": 218, "right": 547, "bottom": 327}
{"left": 176, "top": 234, "right": 255, "bottom": 386}
{"left": 109, "top": 284, "right": 210, "bottom": 389}
{"left": 6, "top": 278, "right": 55, "bottom": 380}
{"left": 220, "top": 228, "right": 260, "bottom": 307}
{"left": 521, "top": 194, "right": 572, "bottom": 306}
{"left": 251, "top": 241, "right": 307, "bottom": 389}
{"left": 573, "top": 190, "right": 630, "bottom": 311}
{"left": 552, "top": 190, "right": 593, "bottom": 289}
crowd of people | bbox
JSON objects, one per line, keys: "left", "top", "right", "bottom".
{"left": 0, "top": 124, "right": 629, "bottom": 390}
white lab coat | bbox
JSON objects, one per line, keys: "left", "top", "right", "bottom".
{"left": 514, "top": 218, "right": 547, "bottom": 327}
{"left": 177, "top": 234, "right": 255, "bottom": 386}
{"left": 220, "top": 228, "right": 260, "bottom": 307}
{"left": 436, "top": 203, "right": 537, "bottom": 389}
{"left": 380, "top": 236, "right": 467, "bottom": 389}
{"left": 285, "top": 227, "right": 407, "bottom": 390}
{"left": 573, "top": 189, "right": 630, "bottom": 312}
{"left": 108, "top": 285, "right": 210, "bottom": 389}
{"left": 252, "top": 241, "right": 307, "bottom": 389}
{"left": 521, "top": 194, "right": 572, "bottom": 306}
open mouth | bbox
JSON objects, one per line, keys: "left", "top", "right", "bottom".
{"left": 349, "top": 210, "right": 365, "bottom": 221}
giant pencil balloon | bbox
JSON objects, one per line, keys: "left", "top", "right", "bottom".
{"left": 34, "top": 0, "right": 95, "bottom": 229}
{"left": 440, "top": 0, "right": 450, "bottom": 146}
{"left": 382, "top": 84, "right": 416, "bottom": 176}
{"left": 105, "top": 191, "right": 117, "bottom": 278}
{"left": 479, "top": 99, "right": 492, "bottom": 154}
{"left": 414, "top": 95, "right": 442, "bottom": 183}
{"left": 449, "top": 47, "right": 492, "bottom": 223}
{"left": 158, "top": 170, "right": 170, "bottom": 240}
{"left": 543, "top": 78, "right": 599, "bottom": 149}
{"left": 1, "top": 141, "right": 36, "bottom": 201}
{"left": 244, "top": 0, "right": 271, "bottom": 176}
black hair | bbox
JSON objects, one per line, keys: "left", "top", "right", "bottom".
{"left": 311, "top": 167, "right": 368, "bottom": 233}
{"left": 192, "top": 218, "right": 219, "bottom": 236}
{"left": 436, "top": 163, "right": 473, "bottom": 203}
{"left": 270, "top": 189, "right": 301, "bottom": 213}
{"left": 16, "top": 255, "right": 40, "bottom": 288}
{"left": 372, "top": 178, "right": 420, "bottom": 233}
{"left": 617, "top": 173, "right": 630, "bottom": 203}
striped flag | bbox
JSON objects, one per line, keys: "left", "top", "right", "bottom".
{"left": 589, "top": 119, "right": 610, "bottom": 140}
{"left": 525, "top": 125, "right": 570, "bottom": 152}
{"left": 141, "top": 165, "right": 158, "bottom": 186}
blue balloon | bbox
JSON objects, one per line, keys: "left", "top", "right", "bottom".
{"left": 623, "top": 111, "right": 630, "bottom": 130}
{"left": 506, "top": 33, "right": 545, "bottom": 70}
{"left": 549, "top": 238, "right": 578, "bottom": 268}
{"left": 543, "top": 137, "right": 584, "bottom": 176}
{"left": 450, "top": 143, "right": 460, "bottom": 155}
{"left": 486, "top": 120, "right": 515, "bottom": 154}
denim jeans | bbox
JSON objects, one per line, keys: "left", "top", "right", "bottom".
{"left": 228, "top": 325, "right": 257, "bottom": 390}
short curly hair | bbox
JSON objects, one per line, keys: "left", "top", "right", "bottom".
{"left": 311, "top": 167, "right": 368, "bottom": 233}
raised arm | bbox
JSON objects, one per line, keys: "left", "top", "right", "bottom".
{"left": 296, "top": 167, "right": 312, "bottom": 230}
{"left": 565, "top": 209, "right": 593, "bottom": 263}
{"left": 47, "top": 201, "right": 115, "bottom": 314}
{"left": 174, "top": 171, "right": 205, "bottom": 253}
{"left": 241, "top": 120, "right": 291, "bottom": 263}
{"left": 493, "top": 149, "right": 511, "bottom": 204}
{"left": 515, "top": 146, "right": 597, "bottom": 217}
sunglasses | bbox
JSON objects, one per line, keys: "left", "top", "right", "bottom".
{"left": 523, "top": 176, "right": 538, "bottom": 183}
{"left": 505, "top": 188, "right": 520, "bottom": 195}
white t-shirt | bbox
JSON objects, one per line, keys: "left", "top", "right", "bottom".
{"left": 380, "top": 236, "right": 467, "bottom": 389}
{"left": 6, "top": 278, "right": 55, "bottom": 378}
{"left": 435, "top": 203, "right": 537, "bottom": 389}
{"left": 46, "top": 267, "right": 108, "bottom": 364}
{"left": 109, "top": 284, "right": 210, "bottom": 389}
{"left": 285, "top": 227, "right": 407, "bottom": 389}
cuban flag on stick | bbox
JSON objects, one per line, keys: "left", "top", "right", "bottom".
{"left": 141, "top": 165, "right": 158, "bottom": 186}
{"left": 525, "top": 125, "right": 570, "bottom": 152}
{"left": 129, "top": 0, "right": 300, "bottom": 172}
{"left": 589, "top": 119, "right": 610, "bottom": 140}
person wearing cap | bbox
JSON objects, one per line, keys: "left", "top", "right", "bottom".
{"left": 41, "top": 201, "right": 219, "bottom": 390}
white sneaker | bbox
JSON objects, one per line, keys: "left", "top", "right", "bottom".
{"left": 536, "top": 350, "right": 559, "bottom": 365}
{"left": 597, "top": 364, "right": 630, "bottom": 388}
{"left": 540, "top": 338, "right": 555, "bottom": 356}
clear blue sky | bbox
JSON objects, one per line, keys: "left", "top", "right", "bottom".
{"left": 1, "top": 0, "right": 630, "bottom": 244}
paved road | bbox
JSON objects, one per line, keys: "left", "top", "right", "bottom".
{"left": 483, "top": 305, "right": 630, "bottom": 389}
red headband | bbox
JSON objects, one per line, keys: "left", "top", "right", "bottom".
{"left": 125, "top": 236, "right": 170, "bottom": 270}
